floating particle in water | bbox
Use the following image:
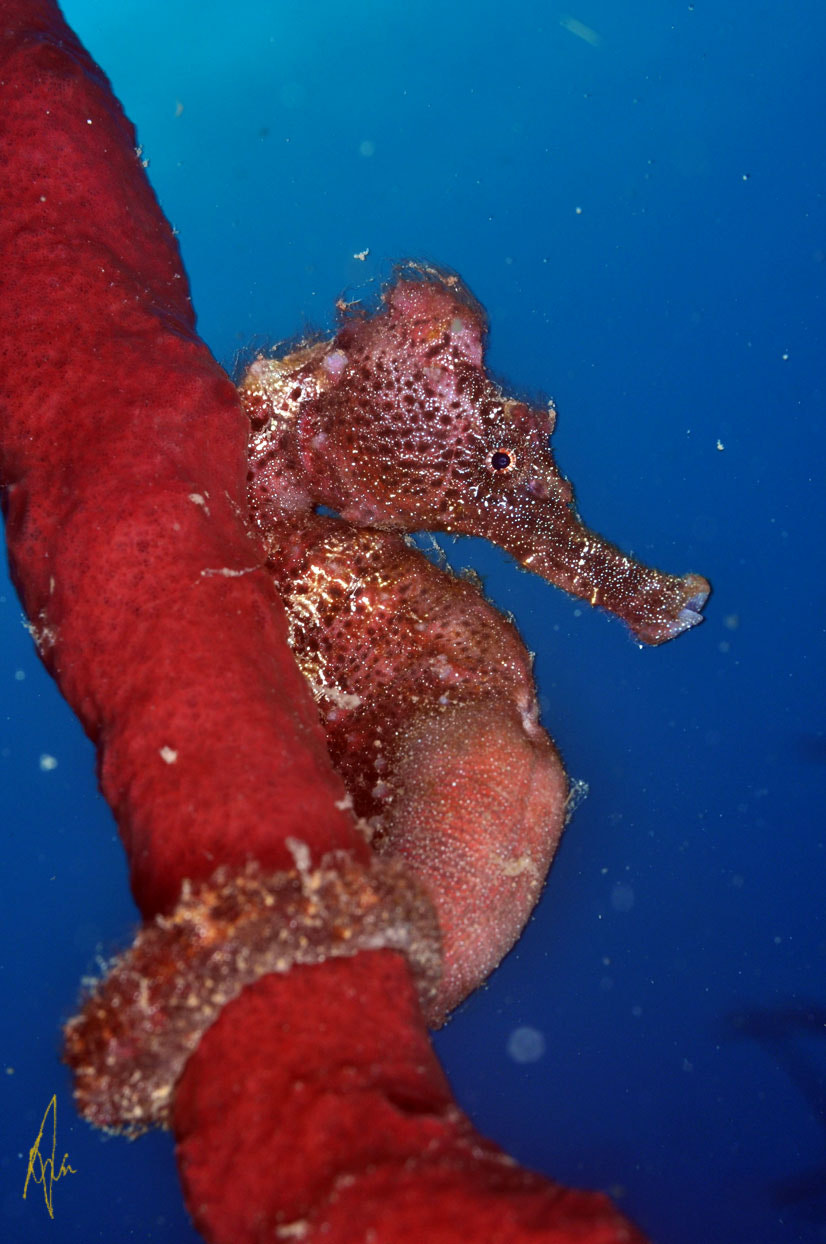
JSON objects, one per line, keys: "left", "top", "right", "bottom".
{"left": 507, "top": 1025, "right": 546, "bottom": 1063}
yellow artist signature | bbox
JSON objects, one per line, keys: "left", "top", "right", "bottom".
{"left": 22, "top": 1094, "right": 76, "bottom": 1218}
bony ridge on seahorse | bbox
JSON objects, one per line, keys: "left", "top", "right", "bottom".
{"left": 239, "top": 264, "right": 710, "bottom": 1023}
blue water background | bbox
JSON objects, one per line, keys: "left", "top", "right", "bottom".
{"left": 2, "top": 2, "right": 824, "bottom": 1240}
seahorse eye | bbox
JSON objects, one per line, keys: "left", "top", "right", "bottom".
{"left": 490, "top": 449, "right": 513, "bottom": 471}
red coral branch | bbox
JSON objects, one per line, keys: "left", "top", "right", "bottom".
{"left": 174, "top": 955, "right": 644, "bottom": 1244}
{"left": 0, "top": 0, "right": 360, "bottom": 918}
{"left": 0, "top": 2, "right": 647, "bottom": 1241}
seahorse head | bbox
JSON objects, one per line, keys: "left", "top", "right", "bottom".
{"left": 296, "top": 267, "right": 574, "bottom": 543}
{"left": 242, "top": 267, "right": 709, "bottom": 644}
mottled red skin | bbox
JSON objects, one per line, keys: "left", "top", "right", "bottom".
{"left": 245, "top": 271, "right": 709, "bottom": 645}
{"left": 262, "top": 511, "right": 569, "bottom": 1019}
{"left": 0, "top": 3, "right": 646, "bottom": 1243}
{"left": 241, "top": 266, "right": 710, "bottom": 1011}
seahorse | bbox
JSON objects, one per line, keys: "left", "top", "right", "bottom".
{"left": 239, "top": 265, "right": 709, "bottom": 1021}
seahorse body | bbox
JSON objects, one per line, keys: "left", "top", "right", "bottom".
{"left": 240, "top": 268, "right": 709, "bottom": 1019}
{"left": 257, "top": 509, "right": 566, "bottom": 1020}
